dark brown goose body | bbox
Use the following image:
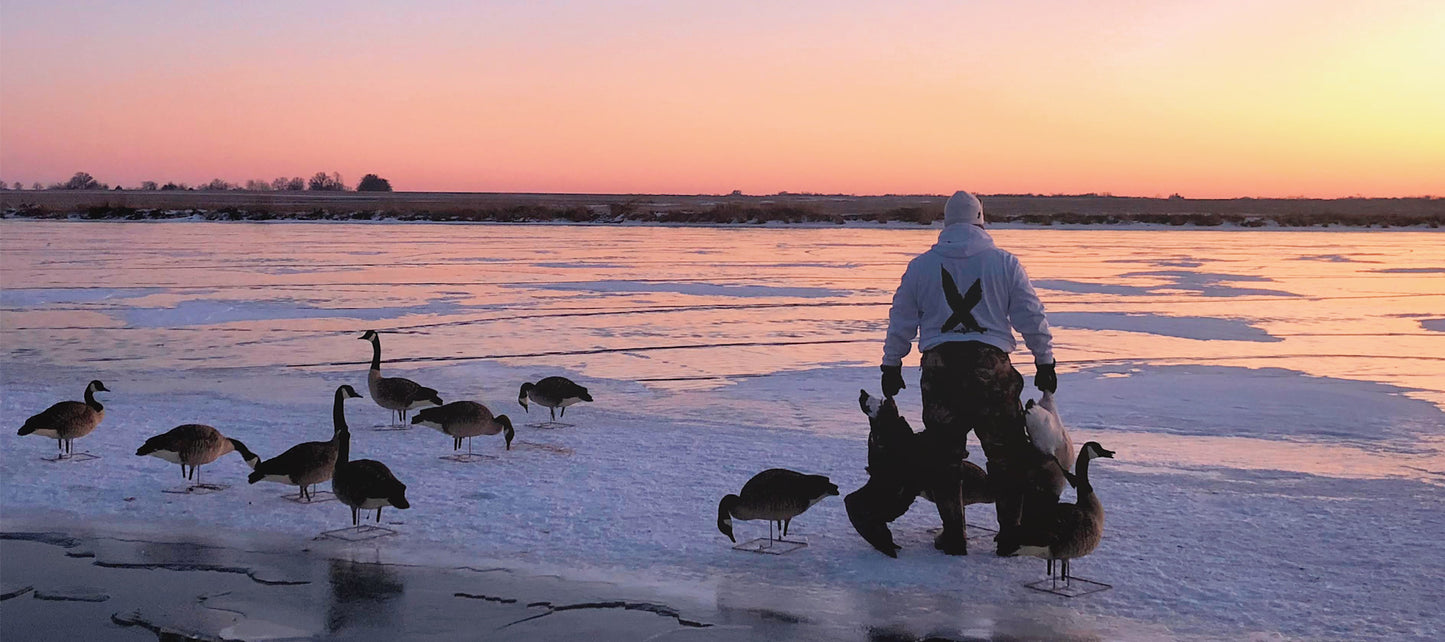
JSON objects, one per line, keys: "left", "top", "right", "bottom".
{"left": 359, "top": 330, "right": 442, "bottom": 423}
{"left": 411, "top": 401, "right": 514, "bottom": 451}
{"left": 248, "top": 385, "right": 361, "bottom": 500}
{"left": 18, "top": 380, "right": 109, "bottom": 456}
{"left": 717, "top": 468, "right": 839, "bottom": 542}
{"left": 136, "top": 423, "right": 259, "bottom": 485}
{"left": 518, "top": 376, "right": 592, "bottom": 421}
{"left": 333, "top": 408, "right": 410, "bottom": 526}
{"left": 1016, "top": 441, "right": 1114, "bottom": 576}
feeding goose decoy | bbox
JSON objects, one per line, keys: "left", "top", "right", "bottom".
{"left": 411, "top": 401, "right": 514, "bottom": 454}
{"left": 136, "top": 424, "right": 260, "bottom": 487}
{"left": 517, "top": 376, "right": 592, "bottom": 422}
{"left": 248, "top": 385, "right": 361, "bottom": 501}
{"left": 359, "top": 330, "right": 442, "bottom": 426}
{"left": 333, "top": 414, "right": 410, "bottom": 527}
{"left": 718, "top": 468, "right": 839, "bottom": 546}
{"left": 18, "top": 380, "right": 109, "bottom": 458}
{"left": 1025, "top": 390, "right": 1075, "bottom": 498}
{"left": 1015, "top": 441, "right": 1115, "bottom": 594}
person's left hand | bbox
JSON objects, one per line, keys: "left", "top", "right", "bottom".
{"left": 881, "top": 365, "right": 905, "bottom": 398}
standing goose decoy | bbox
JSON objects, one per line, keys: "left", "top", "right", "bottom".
{"left": 411, "top": 401, "right": 515, "bottom": 455}
{"left": 718, "top": 469, "right": 839, "bottom": 547}
{"left": 136, "top": 424, "right": 260, "bottom": 488}
{"left": 333, "top": 415, "right": 410, "bottom": 527}
{"left": 1024, "top": 390, "right": 1075, "bottom": 498}
{"left": 517, "top": 376, "right": 592, "bottom": 423}
{"left": 358, "top": 330, "right": 443, "bottom": 426}
{"left": 18, "top": 380, "right": 109, "bottom": 459}
{"left": 1015, "top": 441, "right": 1115, "bottom": 593}
{"left": 248, "top": 385, "right": 362, "bottom": 501}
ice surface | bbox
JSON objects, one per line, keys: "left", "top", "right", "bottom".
{"left": 2, "top": 221, "right": 1444, "bottom": 640}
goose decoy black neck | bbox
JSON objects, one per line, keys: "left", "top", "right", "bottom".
{"left": 335, "top": 384, "right": 362, "bottom": 433}
{"left": 717, "top": 494, "right": 741, "bottom": 543}
{"left": 359, "top": 330, "right": 382, "bottom": 371}
{"left": 83, "top": 380, "right": 109, "bottom": 411}
{"left": 517, "top": 383, "right": 532, "bottom": 411}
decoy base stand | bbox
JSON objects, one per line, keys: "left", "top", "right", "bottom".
{"left": 42, "top": 452, "right": 100, "bottom": 463}
{"left": 316, "top": 525, "right": 397, "bottom": 542}
{"left": 1025, "top": 576, "right": 1112, "bottom": 597}
{"left": 439, "top": 453, "right": 496, "bottom": 463}
{"left": 281, "top": 491, "right": 336, "bottom": 504}
{"left": 732, "top": 538, "right": 808, "bottom": 555}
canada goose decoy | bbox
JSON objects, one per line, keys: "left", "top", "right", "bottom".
{"left": 1025, "top": 390, "right": 1075, "bottom": 498}
{"left": 358, "top": 330, "right": 442, "bottom": 426}
{"left": 517, "top": 376, "right": 592, "bottom": 423}
{"left": 333, "top": 416, "right": 410, "bottom": 527}
{"left": 136, "top": 424, "right": 260, "bottom": 488}
{"left": 1016, "top": 441, "right": 1115, "bottom": 593}
{"left": 411, "top": 401, "right": 514, "bottom": 455}
{"left": 248, "top": 385, "right": 362, "bottom": 501}
{"left": 718, "top": 468, "right": 839, "bottom": 547}
{"left": 18, "top": 380, "right": 109, "bottom": 459}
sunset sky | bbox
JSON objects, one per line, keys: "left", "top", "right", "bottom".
{"left": 2, "top": 1, "right": 1441, "bottom": 197}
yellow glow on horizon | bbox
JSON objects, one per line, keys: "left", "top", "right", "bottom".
{"left": 1, "top": 1, "right": 1441, "bottom": 197}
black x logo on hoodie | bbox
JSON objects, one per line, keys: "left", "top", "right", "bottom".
{"left": 940, "top": 268, "right": 986, "bottom": 334}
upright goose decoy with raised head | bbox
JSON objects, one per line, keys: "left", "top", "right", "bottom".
{"left": 517, "top": 376, "right": 592, "bottom": 422}
{"left": 411, "top": 401, "right": 514, "bottom": 453}
{"left": 248, "top": 385, "right": 361, "bottom": 500}
{"left": 1015, "top": 441, "right": 1115, "bottom": 583}
{"left": 333, "top": 414, "right": 410, "bottom": 526}
{"left": 18, "top": 380, "right": 109, "bottom": 457}
{"left": 358, "top": 330, "right": 442, "bottom": 425}
{"left": 136, "top": 424, "right": 260, "bottom": 486}
{"left": 718, "top": 468, "right": 839, "bottom": 544}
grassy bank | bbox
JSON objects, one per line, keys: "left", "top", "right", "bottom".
{"left": 3, "top": 191, "right": 1441, "bottom": 227}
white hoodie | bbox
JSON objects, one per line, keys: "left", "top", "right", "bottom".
{"left": 882, "top": 224, "right": 1054, "bottom": 366}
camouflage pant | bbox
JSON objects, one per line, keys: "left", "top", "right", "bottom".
{"left": 919, "top": 341, "right": 1047, "bottom": 546}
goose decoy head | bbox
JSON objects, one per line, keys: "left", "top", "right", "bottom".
{"left": 1024, "top": 398, "right": 1035, "bottom": 410}
{"left": 88, "top": 380, "right": 110, "bottom": 393}
{"left": 359, "top": 330, "right": 378, "bottom": 342}
{"left": 517, "top": 383, "right": 533, "bottom": 411}
{"left": 338, "top": 384, "right": 362, "bottom": 399}
{"left": 496, "top": 415, "right": 515, "bottom": 450}
{"left": 717, "top": 495, "right": 739, "bottom": 543}
{"left": 1081, "top": 441, "right": 1115, "bottom": 460}
{"left": 858, "top": 389, "right": 898, "bottom": 420}
{"left": 229, "top": 438, "right": 261, "bottom": 469}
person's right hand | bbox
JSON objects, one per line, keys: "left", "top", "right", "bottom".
{"left": 1035, "top": 362, "right": 1058, "bottom": 393}
{"left": 881, "top": 365, "right": 905, "bottom": 398}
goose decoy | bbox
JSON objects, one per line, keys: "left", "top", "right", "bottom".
{"left": 358, "top": 330, "right": 442, "bottom": 425}
{"left": 1015, "top": 441, "right": 1115, "bottom": 589}
{"left": 411, "top": 401, "right": 514, "bottom": 453}
{"left": 18, "top": 380, "right": 109, "bottom": 458}
{"left": 718, "top": 468, "right": 839, "bottom": 544}
{"left": 136, "top": 424, "right": 260, "bottom": 487}
{"left": 1024, "top": 390, "right": 1075, "bottom": 497}
{"left": 248, "top": 385, "right": 361, "bottom": 501}
{"left": 333, "top": 415, "right": 410, "bottom": 527}
{"left": 517, "top": 376, "right": 592, "bottom": 422}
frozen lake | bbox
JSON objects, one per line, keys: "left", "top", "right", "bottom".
{"left": 3, "top": 220, "right": 1444, "bottom": 640}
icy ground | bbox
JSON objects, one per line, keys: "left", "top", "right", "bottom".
{"left": 3, "top": 222, "right": 1444, "bottom": 640}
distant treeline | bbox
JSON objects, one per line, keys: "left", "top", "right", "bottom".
{"left": 2, "top": 192, "right": 1442, "bottom": 228}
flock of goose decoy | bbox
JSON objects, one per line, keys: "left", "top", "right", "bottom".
{"left": 15, "top": 329, "right": 1113, "bottom": 590}
{"left": 15, "top": 330, "right": 593, "bottom": 530}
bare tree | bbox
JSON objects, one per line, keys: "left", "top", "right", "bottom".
{"left": 308, "top": 171, "right": 345, "bottom": 191}
{"left": 205, "top": 178, "right": 234, "bottom": 191}
{"left": 62, "top": 172, "right": 103, "bottom": 190}
{"left": 244, "top": 179, "right": 272, "bottom": 191}
{"left": 140, "top": 181, "right": 159, "bottom": 190}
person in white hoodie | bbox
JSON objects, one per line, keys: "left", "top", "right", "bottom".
{"left": 876, "top": 190, "right": 1057, "bottom": 556}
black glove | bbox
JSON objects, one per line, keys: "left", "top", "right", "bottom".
{"left": 881, "top": 365, "right": 905, "bottom": 398}
{"left": 1035, "top": 362, "right": 1057, "bottom": 393}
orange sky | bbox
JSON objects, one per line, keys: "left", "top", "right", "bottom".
{"left": 1, "top": 1, "right": 1441, "bottom": 197}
